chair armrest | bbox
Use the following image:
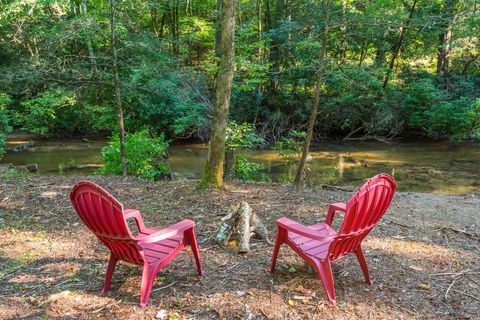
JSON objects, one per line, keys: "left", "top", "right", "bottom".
{"left": 277, "top": 217, "right": 333, "bottom": 241}
{"left": 137, "top": 219, "right": 195, "bottom": 244}
{"left": 325, "top": 202, "right": 346, "bottom": 226}
{"left": 124, "top": 209, "right": 146, "bottom": 232}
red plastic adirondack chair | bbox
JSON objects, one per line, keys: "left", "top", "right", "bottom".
{"left": 70, "top": 181, "right": 203, "bottom": 307}
{"left": 270, "top": 173, "right": 396, "bottom": 304}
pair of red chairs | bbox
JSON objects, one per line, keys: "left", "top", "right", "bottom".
{"left": 70, "top": 174, "right": 395, "bottom": 307}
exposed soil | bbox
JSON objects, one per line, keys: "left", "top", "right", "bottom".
{"left": 0, "top": 176, "right": 479, "bottom": 319}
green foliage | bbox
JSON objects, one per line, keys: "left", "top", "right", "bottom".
{"left": 0, "top": 0, "right": 479, "bottom": 143}
{"left": 466, "top": 99, "right": 480, "bottom": 139}
{"left": 0, "top": 168, "right": 30, "bottom": 179}
{"left": 125, "top": 52, "right": 210, "bottom": 137}
{"left": 58, "top": 159, "right": 78, "bottom": 173}
{"left": 226, "top": 121, "right": 264, "bottom": 152}
{"left": 21, "top": 89, "right": 114, "bottom": 137}
{"left": 21, "top": 90, "right": 76, "bottom": 136}
{"left": 100, "top": 129, "right": 170, "bottom": 181}
{"left": 273, "top": 130, "right": 306, "bottom": 164}
{"left": 234, "top": 154, "right": 268, "bottom": 182}
{"left": 0, "top": 93, "right": 12, "bottom": 157}
{"left": 405, "top": 78, "right": 479, "bottom": 140}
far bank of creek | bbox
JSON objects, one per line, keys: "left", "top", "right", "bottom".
{"left": 2, "top": 133, "right": 480, "bottom": 195}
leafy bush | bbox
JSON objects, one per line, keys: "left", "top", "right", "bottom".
{"left": 21, "top": 89, "right": 76, "bottom": 136}
{"left": 0, "top": 93, "right": 12, "bottom": 157}
{"left": 234, "top": 154, "right": 268, "bottom": 182}
{"left": 405, "top": 78, "right": 479, "bottom": 140}
{"left": 465, "top": 99, "right": 480, "bottom": 140}
{"left": 21, "top": 89, "right": 116, "bottom": 136}
{"left": 224, "top": 122, "right": 265, "bottom": 180}
{"left": 125, "top": 56, "right": 210, "bottom": 138}
{"left": 273, "top": 130, "right": 306, "bottom": 164}
{"left": 226, "top": 121, "right": 264, "bottom": 152}
{"left": 100, "top": 129, "right": 170, "bottom": 181}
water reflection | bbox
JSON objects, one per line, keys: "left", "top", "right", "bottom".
{"left": 1, "top": 139, "right": 480, "bottom": 194}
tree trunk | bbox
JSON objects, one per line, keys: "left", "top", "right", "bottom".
{"left": 375, "top": 29, "right": 389, "bottom": 66}
{"left": 339, "top": 0, "right": 348, "bottom": 64}
{"left": 151, "top": 8, "right": 159, "bottom": 36}
{"left": 383, "top": 0, "right": 418, "bottom": 89}
{"left": 294, "top": 0, "right": 330, "bottom": 185}
{"left": 79, "top": 1, "right": 97, "bottom": 73}
{"left": 214, "top": 0, "right": 222, "bottom": 59}
{"left": 159, "top": 11, "right": 167, "bottom": 38}
{"left": 436, "top": 0, "right": 458, "bottom": 75}
{"left": 199, "top": 0, "right": 236, "bottom": 189}
{"left": 171, "top": 0, "right": 179, "bottom": 58}
{"left": 110, "top": 0, "right": 127, "bottom": 177}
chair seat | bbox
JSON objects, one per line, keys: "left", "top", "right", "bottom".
{"left": 138, "top": 228, "right": 184, "bottom": 264}
{"left": 288, "top": 223, "right": 337, "bottom": 260}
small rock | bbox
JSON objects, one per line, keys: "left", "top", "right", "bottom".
{"left": 156, "top": 310, "right": 168, "bottom": 319}
{"left": 235, "top": 291, "right": 245, "bottom": 297}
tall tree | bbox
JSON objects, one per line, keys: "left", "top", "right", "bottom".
{"left": 383, "top": 0, "right": 418, "bottom": 89}
{"left": 437, "top": 0, "right": 459, "bottom": 75}
{"left": 110, "top": 0, "right": 127, "bottom": 177}
{"left": 79, "top": 0, "right": 97, "bottom": 73}
{"left": 294, "top": 0, "right": 330, "bottom": 185}
{"left": 199, "top": 0, "right": 236, "bottom": 189}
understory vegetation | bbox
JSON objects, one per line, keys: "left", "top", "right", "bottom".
{"left": 0, "top": 0, "right": 479, "bottom": 158}
{"left": 100, "top": 129, "right": 170, "bottom": 180}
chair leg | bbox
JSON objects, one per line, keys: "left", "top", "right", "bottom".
{"left": 185, "top": 227, "right": 203, "bottom": 275}
{"left": 270, "top": 227, "right": 284, "bottom": 273}
{"left": 102, "top": 255, "right": 118, "bottom": 295}
{"left": 140, "top": 264, "right": 157, "bottom": 308}
{"left": 315, "top": 260, "right": 336, "bottom": 304}
{"left": 355, "top": 246, "right": 372, "bottom": 285}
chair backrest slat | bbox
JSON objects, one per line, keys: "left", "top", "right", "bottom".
{"left": 329, "top": 174, "right": 396, "bottom": 260}
{"left": 70, "top": 181, "right": 144, "bottom": 265}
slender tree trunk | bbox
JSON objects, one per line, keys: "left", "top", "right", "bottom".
{"left": 151, "top": 9, "right": 159, "bottom": 36}
{"left": 69, "top": 0, "right": 77, "bottom": 17}
{"left": 257, "top": 0, "right": 262, "bottom": 58}
{"left": 171, "top": 0, "right": 179, "bottom": 58}
{"left": 294, "top": 0, "right": 330, "bottom": 185}
{"left": 358, "top": 37, "right": 367, "bottom": 66}
{"left": 214, "top": 0, "right": 222, "bottom": 59}
{"left": 437, "top": 0, "right": 458, "bottom": 75}
{"left": 437, "top": 28, "right": 452, "bottom": 74}
{"left": 110, "top": 0, "right": 127, "bottom": 177}
{"left": 159, "top": 11, "right": 166, "bottom": 38}
{"left": 79, "top": 1, "right": 97, "bottom": 73}
{"left": 339, "top": 0, "right": 348, "bottom": 64}
{"left": 267, "top": 0, "right": 283, "bottom": 93}
{"left": 375, "top": 29, "right": 389, "bottom": 66}
{"left": 383, "top": 0, "right": 418, "bottom": 89}
{"left": 253, "top": 0, "right": 263, "bottom": 125}
{"left": 199, "top": 0, "right": 236, "bottom": 189}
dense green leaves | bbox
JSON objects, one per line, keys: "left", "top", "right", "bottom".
{"left": 0, "top": 0, "right": 478, "bottom": 143}
{"left": 0, "top": 93, "right": 13, "bottom": 157}
{"left": 100, "top": 129, "right": 170, "bottom": 180}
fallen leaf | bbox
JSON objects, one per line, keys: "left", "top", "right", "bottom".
{"left": 418, "top": 283, "right": 431, "bottom": 291}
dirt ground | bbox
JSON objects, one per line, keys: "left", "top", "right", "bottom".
{"left": 0, "top": 176, "right": 479, "bottom": 319}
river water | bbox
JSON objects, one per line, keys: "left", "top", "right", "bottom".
{"left": 2, "top": 137, "right": 480, "bottom": 194}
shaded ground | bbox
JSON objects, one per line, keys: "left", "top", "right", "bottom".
{"left": 0, "top": 176, "right": 479, "bottom": 319}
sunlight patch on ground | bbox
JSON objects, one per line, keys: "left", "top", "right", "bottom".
{"left": 363, "top": 236, "right": 466, "bottom": 265}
